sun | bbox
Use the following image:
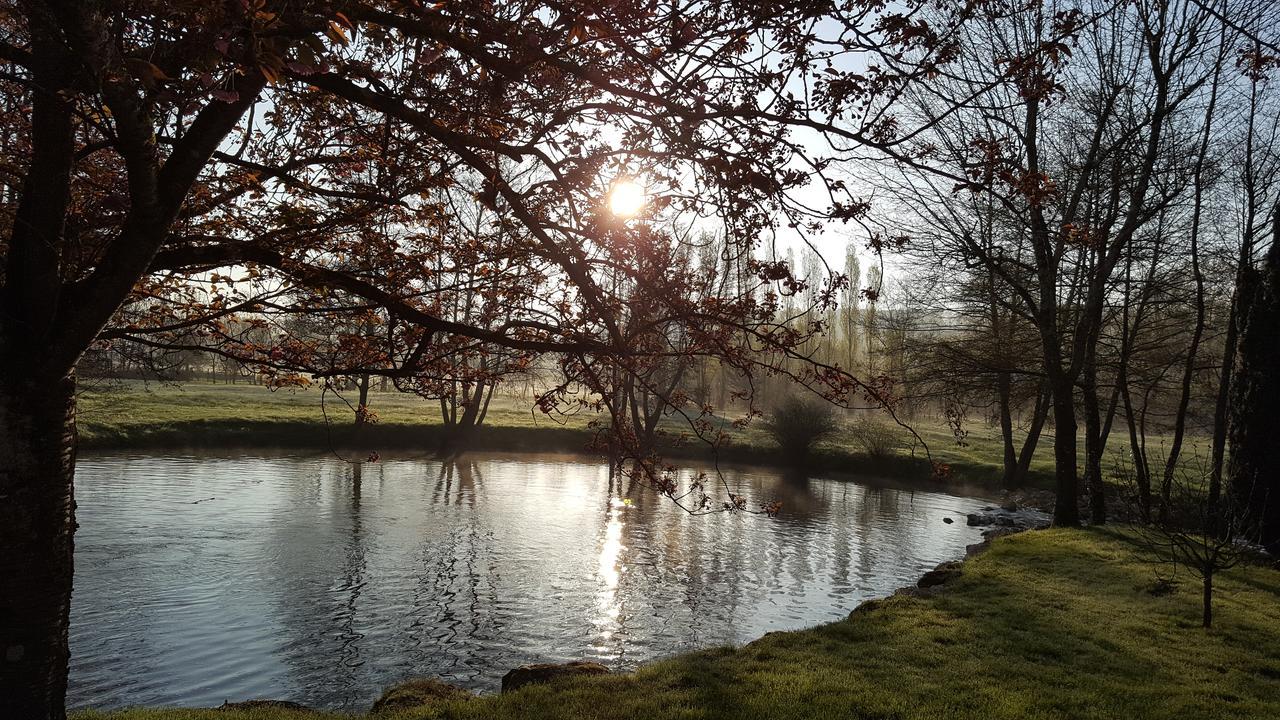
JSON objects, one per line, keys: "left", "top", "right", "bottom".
{"left": 608, "top": 179, "right": 646, "bottom": 218}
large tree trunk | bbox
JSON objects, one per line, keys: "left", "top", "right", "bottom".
{"left": 1050, "top": 375, "right": 1081, "bottom": 527}
{"left": 1229, "top": 223, "right": 1280, "bottom": 553}
{"left": 1037, "top": 278, "right": 1080, "bottom": 525}
{"left": 2, "top": 13, "right": 79, "bottom": 717}
{"left": 0, "top": 371, "right": 78, "bottom": 720}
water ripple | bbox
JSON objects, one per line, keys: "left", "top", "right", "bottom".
{"left": 69, "top": 452, "right": 989, "bottom": 710}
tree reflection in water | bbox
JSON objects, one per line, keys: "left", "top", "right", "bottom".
{"left": 68, "top": 453, "right": 990, "bottom": 710}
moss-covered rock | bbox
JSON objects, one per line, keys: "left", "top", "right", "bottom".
{"left": 917, "top": 560, "right": 963, "bottom": 588}
{"left": 500, "top": 662, "right": 610, "bottom": 693}
{"left": 369, "top": 678, "right": 472, "bottom": 714}
{"left": 848, "top": 597, "right": 887, "bottom": 618}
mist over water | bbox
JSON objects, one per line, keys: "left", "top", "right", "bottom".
{"left": 69, "top": 452, "right": 989, "bottom": 710}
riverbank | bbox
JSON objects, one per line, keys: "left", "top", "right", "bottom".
{"left": 77, "top": 381, "right": 1068, "bottom": 493}
{"left": 71, "top": 528, "right": 1280, "bottom": 719}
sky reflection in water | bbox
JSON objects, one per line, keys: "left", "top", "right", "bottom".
{"left": 69, "top": 451, "right": 989, "bottom": 710}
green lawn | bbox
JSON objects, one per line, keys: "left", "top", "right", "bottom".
{"left": 76, "top": 379, "right": 583, "bottom": 438}
{"left": 72, "top": 528, "right": 1280, "bottom": 719}
{"left": 75, "top": 380, "right": 1210, "bottom": 494}
{"left": 75, "top": 379, "right": 594, "bottom": 457}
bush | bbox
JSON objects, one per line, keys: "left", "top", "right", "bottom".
{"left": 847, "top": 418, "right": 909, "bottom": 459}
{"left": 762, "top": 395, "right": 839, "bottom": 465}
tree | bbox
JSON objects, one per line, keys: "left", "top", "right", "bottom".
{"left": 1229, "top": 214, "right": 1280, "bottom": 553}
{"left": 900, "top": 257, "right": 1048, "bottom": 489}
{"left": 1222, "top": 31, "right": 1280, "bottom": 554}
{"left": 869, "top": 0, "right": 1226, "bottom": 525}
{"left": 1124, "top": 458, "right": 1251, "bottom": 629}
{"left": 0, "top": 2, "right": 981, "bottom": 716}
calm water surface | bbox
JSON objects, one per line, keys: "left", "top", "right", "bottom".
{"left": 69, "top": 452, "right": 990, "bottom": 710}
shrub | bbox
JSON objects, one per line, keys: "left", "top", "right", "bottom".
{"left": 847, "top": 418, "right": 909, "bottom": 459}
{"left": 762, "top": 395, "right": 839, "bottom": 465}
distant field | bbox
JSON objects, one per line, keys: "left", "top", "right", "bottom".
{"left": 76, "top": 379, "right": 1210, "bottom": 493}
{"left": 77, "top": 378, "right": 584, "bottom": 436}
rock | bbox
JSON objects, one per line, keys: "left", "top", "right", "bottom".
{"left": 966, "top": 505, "right": 1051, "bottom": 531}
{"left": 219, "top": 699, "right": 313, "bottom": 713}
{"left": 745, "top": 630, "right": 784, "bottom": 647}
{"left": 501, "top": 661, "right": 611, "bottom": 693}
{"left": 966, "top": 526, "right": 1027, "bottom": 558}
{"left": 369, "top": 678, "right": 472, "bottom": 714}
{"left": 982, "top": 526, "right": 1024, "bottom": 542}
{"left": 1000, "top": 500, "right": 1019, "bottom": 512}
{"left": 848, "top": 597, "right": 886, "bottom": 618}
{"left": 917, "top": 561, "right": 962, "bottom": 588}
{"left": 942, "top": 517, "right": 954, "bottom": 524}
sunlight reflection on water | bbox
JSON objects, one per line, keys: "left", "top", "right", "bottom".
{"left": 68, "top": 451, "right": 989, "bottom": 710}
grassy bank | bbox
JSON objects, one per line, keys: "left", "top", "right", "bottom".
{"left": 76, "top": 380, "right": 1207, "bottom": 493}
{"left": 74, "top": 381, "right": 1009, "bottom": 489}
{"left": 72, "top": 528, "right": 1280, "bottom": 719}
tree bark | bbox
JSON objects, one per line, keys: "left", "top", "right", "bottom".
{"left": 996, "top": 370, "right": 1018, "bottom": 489}
{"left": 1082, "top": 356, "right": 1106, "bottom": 525}
{"left": 1207, "top": 293, "right": 1238, "bottom": 519}
{"left": 1229, "top": 218, "right": 1280, "bottom": 553}
{"left": 1202, "top": 570, "right": 1213, "bottom": 629}
{"left": 1012, "top": 381, "right": 1050, "bottom": 488}
{"left": 1121, "top": 371, "right": 1152, "bottom": 523}
{"left": 354, "top": 374, "right": 371, "bottom": 426}
{"left": 440, "top": 376, "right": 491, "bottom": 456}
{"left": 1165, "top": 59, "right": 1217, "bottom": 514}
{"left": 0, "top": 371, "right": 78, "bottom": 720}
{"left": 1050, "top": 375, "right": 1081, "bottom": 527}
